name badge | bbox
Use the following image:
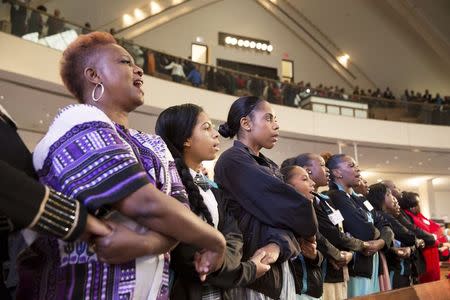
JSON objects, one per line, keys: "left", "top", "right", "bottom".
{"left": 328, "top": 210, "right": 344, "bottom": 225}
{"left": 363, "top": 200, "right": 374, "bottom": 211}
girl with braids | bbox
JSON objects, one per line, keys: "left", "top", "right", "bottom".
{"left": 214, "top": 96, "right": 317, "bottom": 300}
{"left": 155, "top": 103, "right": 271, "bottom": 300}
{"left": 281, "top": 153, "right": 369, "bottom": 300}
{"left": 324, "top": 153, "right": 394, "bottom": 297}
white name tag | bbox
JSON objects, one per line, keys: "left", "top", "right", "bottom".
{"left": 328, "top": 210, "right": 344, "bottom": 225}
{"left": 363, "top": 200, "right": 374, "bottom": 211}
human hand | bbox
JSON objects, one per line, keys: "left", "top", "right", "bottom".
{"left": 79, "top": 214, "right": 111, "bottom": 242}
{"left": 393, "top": 247, "right": 411, "bottom": 259}
{"left": 362, "top": 239, "right": 384, "bottom": 256}
{"left": 415, "top": 239, "right": 425, "bottom": 249}
{"left": 300, "top": 238, "right": 317, "bottom": 260}
{"left": 258, "top": 243, "right": 281, "bottom": 265}
{"left": 194, "top": 247, "right": 225, "bottom": 282}
{"left": 250, "top": 248, "right": 271, "bottom": 278}
{"left": 94, "top": 221, "right": 166, "bottom": 264}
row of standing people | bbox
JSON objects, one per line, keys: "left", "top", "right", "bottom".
{"left": 1, "top": 31, "right": 449, "bottom": 300}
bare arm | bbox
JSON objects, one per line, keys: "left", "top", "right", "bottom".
{"left": 94, "top": 221, "right": 178, "bottom": 264}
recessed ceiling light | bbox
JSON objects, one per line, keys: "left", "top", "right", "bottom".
{"left": 385, "top": 160, "right": 390, "bottom": 164}
{"left": 427, "top": 158, "right": 432, "bottom": 161}
{"left": 0, "top": 95, "right": 4, "bottom": 99}
{"left": 393, "top": 156, "right": 398, "bottom": 160}
{"left": 418, "top": 162, "right": 423, "bottom": 165}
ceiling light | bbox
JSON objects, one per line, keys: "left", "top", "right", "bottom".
{"left": 267, "top": 44, "right": 273, "bottom": 52}
{"left": 418, "top": 162, "right": 423, "bottom": 165}
{"left": 337, "top": 53, "right": 350, "bottom": 67}
{"left": 377, "top": 178, "right": 383, "bottom": 182}
{"left": 225, "top": 36, "right": 232, "bottom": 44}
{"left": 243, "top": 40, "right": 250, "bottom": 47}
{"left": 231, "top": 37, "right": 237, "bottom": 45}
{"left": 394, "top": 156, "right": 398, "bottom": 160}
{"left": 385, "top": 160, "right": 390, "bottom": 164}
{"left": 256, "top": 42, "right": 262, "bottom": 49}
{"left": 134, "top": 8, "right": 146, "bottom": 20}
{"left": 237, "top": 39, "right": 244, "bottom": 47}
{"left": 261, "top": 43, "right": 268, "bottom": 51}
{"left": 150, "top": 1, "right": 162, "bottom": 14}
{"left": 122, "top": 14, "right": 134, "bottom": 26}
{"left": 249, "top": 41, "right": 256, "bottom": 48}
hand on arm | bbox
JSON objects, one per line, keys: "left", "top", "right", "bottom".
{"left": 93, "top": 221, "right": 178, "bottom": 264}
{"left": 114, "top": 184, "right": 226, "bottom": 277}
{"left": 78, "top": 214, "right": 112, "bottom": 242}
{"left": 300, "top": 238, "right": 318, "bottom": 260}
{"left": 257, "top": 243, "right": 281, "bottom": 264}
{"left": 250, "top": 248, "right": 271, "bottom": 278}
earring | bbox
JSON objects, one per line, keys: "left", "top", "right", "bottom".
{"left": 92, "top": 82, "right": 104, "bottom": 102}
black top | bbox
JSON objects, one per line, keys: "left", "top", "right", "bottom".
{"left": 328, "top": 182, "right": 382, "bottom": 278}
{"left": 0, "top": 109, "right": 86, "bottom": 240}
{"left": 381, "top": 211, "right": 416, "bottom": 276}
{"left": 351, "top": 192, "right": 394, "bottom": 250}
{"left": 170, "top": 188, "right": 257, "bottom": 300}
{"left": 214, "top": 140, "right": 317, "bottom": 298}
{"left": 313, "top": 192, "right": 366, "bottom": 282}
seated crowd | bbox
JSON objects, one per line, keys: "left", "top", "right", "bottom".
{"left": 1, "top": 32, "right": 449, "bottom": 300}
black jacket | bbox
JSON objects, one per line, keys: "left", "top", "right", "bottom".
{"left": 214, "top": 141, "right": 317, "bottom": 298}
{"left": 170, "top": 188, "right": 257, "bottom": 300}
{"left": 292, "top": 251, "right": 324, "bottom": 298}
{"left": 313, "top": 193, "right": 367, "bottom": 282}
{"left": 328, "top": 182, "right": 381, "bottom": 278}
{"left": 379, "top": 211, "right": 416, "bottom": 277}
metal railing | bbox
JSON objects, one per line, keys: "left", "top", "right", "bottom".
{"left": 1, "top": 0, "right": 449, "bottom": 126}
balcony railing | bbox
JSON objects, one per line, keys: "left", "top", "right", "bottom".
{"left": 1, "top": 0, "right": 449, "bottom": 126}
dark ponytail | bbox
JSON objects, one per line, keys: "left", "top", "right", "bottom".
{"left": 155, "top": 104, "right": 214, "bottom": 226}
{"left": 219, "top": 96, "right": 264, "bottom": 138}
{"left": 323, "top": 152, "right": 346, "bottom": 180}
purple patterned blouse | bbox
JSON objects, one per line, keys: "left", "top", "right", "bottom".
{"left": 18, "top": 104, "right": 188, "bottom": 300}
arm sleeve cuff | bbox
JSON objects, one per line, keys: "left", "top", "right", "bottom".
{"left": 29, "top": 187, "right": 87, "bottom": 241}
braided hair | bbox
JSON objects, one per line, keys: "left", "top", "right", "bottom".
{"left": 155, "top": 104, "right": 214, "bottom": 226}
